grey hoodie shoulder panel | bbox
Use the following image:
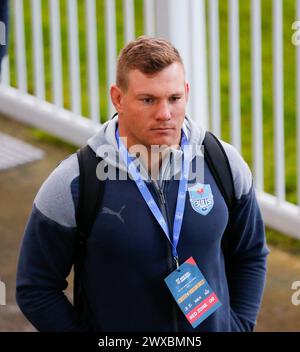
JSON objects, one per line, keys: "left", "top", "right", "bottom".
{"left": 33, "top": 153, "right": 79, "bottom": 228}
{"left": 219, "top": 140, "right": 252, "bottom": 200}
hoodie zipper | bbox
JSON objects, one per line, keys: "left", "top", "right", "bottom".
{"left": 152, "top": 180, "right": 179, "bottom": 332}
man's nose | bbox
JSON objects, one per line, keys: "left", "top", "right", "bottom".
{"left": 155, "top": 100, "right": 171, "bottom": 120}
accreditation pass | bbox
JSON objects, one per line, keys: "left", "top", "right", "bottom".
{"left": 164, "top": 256, "right": 221, "bottom": 328}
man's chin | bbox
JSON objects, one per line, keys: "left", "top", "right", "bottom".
{"left": 148, "top": 132, "right": 180, "bottom": 147}
{"left": 148, "top": 139, "right": 177, "bottom": 149}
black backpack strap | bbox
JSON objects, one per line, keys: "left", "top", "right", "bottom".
{"left": 203, "top": 131, "right": 235, "bottom": 213}
{"left": 203, "top": 131, "right": 235, "bottom": 269}
{"left": 76, "top": 145, "right": 104, "bottom": 249}
{"left": 74, "top": 146, "right": 104, "bottom": 326}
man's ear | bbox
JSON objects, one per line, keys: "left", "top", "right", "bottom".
{"left": 110, "top": 85, "right": 124, "bottom": 113}
{"left": 185, "top": 82, "right": 190, "bottom": 103}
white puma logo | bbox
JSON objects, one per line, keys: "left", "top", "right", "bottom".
{"left": 102, "top": 205, "right": 126, "bottom": 223}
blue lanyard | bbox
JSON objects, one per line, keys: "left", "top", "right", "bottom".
{"left": 116, "top": 128, "right": 190, "bottom": 267}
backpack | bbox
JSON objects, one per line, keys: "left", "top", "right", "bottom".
{"left": 73, "top": 130, "right": 235, "bottom": 324}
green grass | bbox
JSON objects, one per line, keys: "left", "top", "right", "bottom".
{"left": 6, "top": 0, "right": 300, "bottom": 252}
{"left": 266, "top": 227, "right": 300, "bottom": 257}
{"left": 29, "top": 127, "right": 78, "bottom": 153}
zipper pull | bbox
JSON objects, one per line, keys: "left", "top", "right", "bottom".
{"left": 159, "top": 189, "right": 166, "bottom": 204}
{"left": 174, "top": 256, "right": 180, "bottom": 269}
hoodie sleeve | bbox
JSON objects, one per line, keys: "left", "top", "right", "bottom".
{"left": 221, "top": 141, "right": 270, "bottom": 332}
{"left": 16, "top": 154, "right": 86, "bottom": 332}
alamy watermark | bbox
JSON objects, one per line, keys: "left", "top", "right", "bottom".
{"left": 291, "top": 21, "right": 300, "bottom": 46}
{"left": 291, "top": 281, "right": 300, "bottom": 306}
{"left": 0, "top": 280, "right": 6, "bottom": 305}
{"left": 0, "top": 21, "right": 6, "bottom": 46}
{"left": 95, "top": 140, "right": 205, "bottom": 184}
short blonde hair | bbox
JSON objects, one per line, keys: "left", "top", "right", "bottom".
{"left": 116, "top": 36, "right": 184, "bottom": 91}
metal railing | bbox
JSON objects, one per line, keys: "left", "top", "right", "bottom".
{"left": 0, "top": 0, "right": 299, "bottom": 239}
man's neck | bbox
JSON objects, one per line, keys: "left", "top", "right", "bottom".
{"left": 141, "top": 144, "right": 181, "bottom": 184}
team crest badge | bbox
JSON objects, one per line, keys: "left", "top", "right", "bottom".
{"left": 188, "top": 183, "right": 214, "bottom": 216}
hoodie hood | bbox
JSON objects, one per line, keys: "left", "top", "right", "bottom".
{"left": 87, "top": 115, "right": 206, "bottom": 182}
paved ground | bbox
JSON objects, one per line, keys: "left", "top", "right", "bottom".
{"left": 0, "top": 114, "right": 299, "bottom": 332}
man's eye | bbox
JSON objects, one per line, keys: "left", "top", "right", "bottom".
{"left": 142, "top": 98, "right": 154, "bottom": 104}
{"left": 170, "top": 96, "right": 181, "bottom": 102}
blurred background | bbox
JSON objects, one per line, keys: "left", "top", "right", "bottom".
{"left": 0, "top": 0, "right": 300, "bottom": 331}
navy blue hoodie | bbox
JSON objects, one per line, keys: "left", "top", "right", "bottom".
{"left": 16, "top": 116, "right": 269, "bottom": 332}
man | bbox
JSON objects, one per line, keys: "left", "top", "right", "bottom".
{"left": 16, "top": 36, "right": 269, "bottom": 332}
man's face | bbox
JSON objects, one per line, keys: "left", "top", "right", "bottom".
{"left": 111, "top": 62, "right": 189, "bottom": 149}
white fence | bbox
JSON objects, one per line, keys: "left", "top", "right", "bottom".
{"left": 0, "top": 0, "right": 299, "bottom": 239}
